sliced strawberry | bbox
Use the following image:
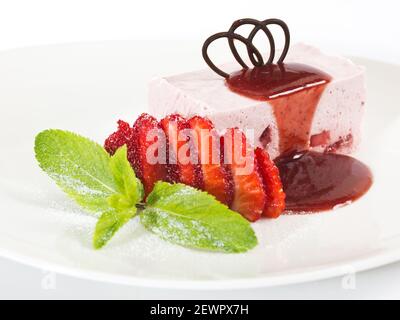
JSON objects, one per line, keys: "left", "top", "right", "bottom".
{"left": 104, "top": 120, "right": 134, "bottom": 156}
{"left": 132, "top": 113, "right": 167, "bottom": 196}
{"left": 104, "top": 120, "right": 137, "bottom": 173}
{"left": 255, "top": 147, "right": 286, "bottom": 218}
{"left": 188, "top": 116, "right": 233, "bottom": 206}
{"left": 160, "top": 114, "right": 202, "bottom": 188}
{"left": 222, "top": 128, "right": 265, "bottom": 222}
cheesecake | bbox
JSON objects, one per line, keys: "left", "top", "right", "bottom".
{"left": 148, "top": 43, "right": 366, "bottom": 159}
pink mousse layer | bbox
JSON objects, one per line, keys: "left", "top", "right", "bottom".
{"left": 148, "top": 43, "right": 366, "bottom": 159}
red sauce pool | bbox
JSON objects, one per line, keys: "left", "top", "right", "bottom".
{"left": 275, "top": 151, "right": 373, "bottom": 212}
{"left": 226, "top": 63, "right": 331, "bottom": 153}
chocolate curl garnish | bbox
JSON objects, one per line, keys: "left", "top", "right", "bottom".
{"left": 202, "top": 18, "right": 291, "bottom": 78}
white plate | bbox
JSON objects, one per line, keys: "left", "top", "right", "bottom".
{"left": 0, "top": 41, "right": 399, "bottom": 290}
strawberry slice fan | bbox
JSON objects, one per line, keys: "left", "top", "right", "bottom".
{"left": 160, "top": 114, "right": 203, "bottom": 189}
{"left": 105, "top": 113, "right": 286, "bottom": 221}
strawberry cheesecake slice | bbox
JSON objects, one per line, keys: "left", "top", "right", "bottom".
{"left": 148, "top": 43, "right": 366, "bottom": 159}
{"left": 105, "top": 18, "right": 371, "bottom": 218}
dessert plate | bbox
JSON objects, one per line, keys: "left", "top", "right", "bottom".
{"left": 0, "top": 41, "right": 398, "bottom": 289}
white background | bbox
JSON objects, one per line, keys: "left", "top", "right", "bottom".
{"left": 0, "top": 0, "right": 399, "bottom": 300}
{"left": 0, "top": 0, "right": 399, "bottom": 63}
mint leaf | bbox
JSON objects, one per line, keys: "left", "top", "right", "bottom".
{"left": 92, "top": 146, "right": 144, "bottom": 249}
{"left": 141, "top": 182, "right": 258, "bottom": 253}
{"left": 108, "top": 145, "right": 144, "bottom": 211}
{"left": 35, "top": 130, "right": 117, "bottom": 212}
{"left": 93, "top": 209, "right": 136, "bottom": 249}
{"left": 35, "top": 130, "right": 144, "bottom": 249}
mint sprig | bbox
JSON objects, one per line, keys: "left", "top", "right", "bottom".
{"left": 35, "top": 130, "right": 258, "bottom": 253}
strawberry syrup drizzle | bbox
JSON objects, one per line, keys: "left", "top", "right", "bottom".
{"left": 227, "top": 63, "right": 331, "bottom": 154}
{"left": 226, "top": 63, "right": 372, "bottom": 212}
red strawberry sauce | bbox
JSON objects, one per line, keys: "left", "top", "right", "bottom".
{"left": 275, "top": 151, "right": 372, "bottom": 212}
{"left": 226, "top": 63, "right": 373, "bottom": 212}
{"left": 226, "top": 63, "right": 331, "bottom": 153}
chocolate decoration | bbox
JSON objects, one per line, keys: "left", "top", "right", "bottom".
{"left": 202, "top": 32, "right": 264, "bottom": 78}
{"left": 202, "top": 18, "right": 291, "bottom": 78}
{"left": 228, "top": 18, "right": 276, "bottom": 68}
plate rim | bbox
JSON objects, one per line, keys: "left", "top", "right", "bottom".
{"left": 1, "top": 236, "right": 400, "bottom": 289}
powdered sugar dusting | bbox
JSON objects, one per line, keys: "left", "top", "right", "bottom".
{"left": 50, "top": 173, "right": 109, "bottom": 197}
{"left": 143, "top": 208, "right": 227, "bottom": 250}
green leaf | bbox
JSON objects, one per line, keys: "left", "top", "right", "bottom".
{"left": 35, "top": 129, "right": 117, "bottom": 212}
{"left": 108, "top": 145, "right": 144, "bottom": 211}
{"left": 93, "top": 209, "right": 136, "bottom": 249}
{"left": 140, "top": 182, "right": 258, "bottom": 253}
{"left": 35, "top": 131, "right": 145, "bottom": 249}
{"left": 93, "top": 147, "right": 144, "bottom": 248}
